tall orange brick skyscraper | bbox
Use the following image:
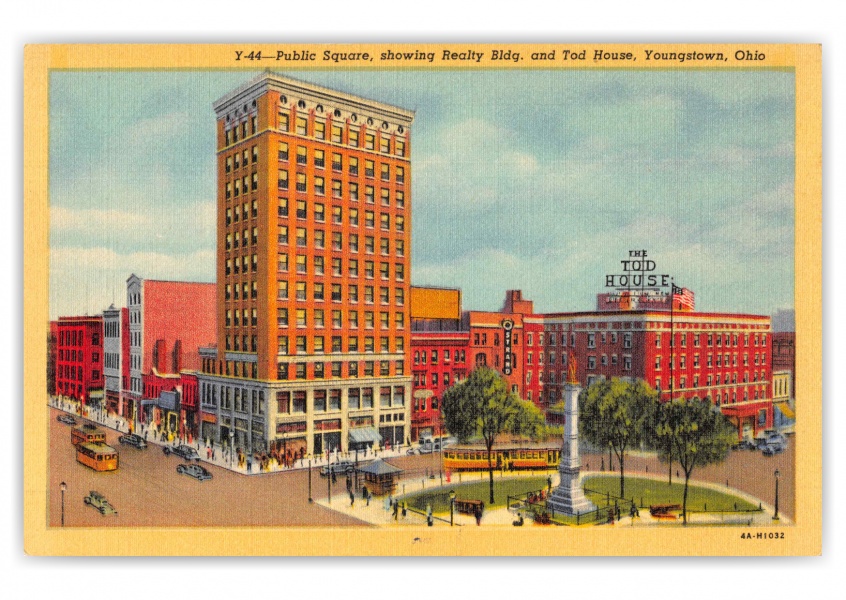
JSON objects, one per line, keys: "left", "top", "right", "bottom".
{"left": 198, "top": 73, "right": 414, "bottom": 461}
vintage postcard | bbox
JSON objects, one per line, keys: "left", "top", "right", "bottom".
{"left": 23, "top": 43, "right": 821, "bottom": 556}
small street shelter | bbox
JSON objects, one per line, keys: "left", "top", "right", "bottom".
{"left": 358, "top": 459, "right": 402, "bottom": 495}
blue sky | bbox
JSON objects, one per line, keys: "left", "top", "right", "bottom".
{"left": 49, "top": 69, "right": 794, "bottom": 319}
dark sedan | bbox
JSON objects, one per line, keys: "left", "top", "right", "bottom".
{"left": 56, "top": 414, "right": 77, "bottom": 426}
{"left": 177, "top": 463, "right": 213, "bottom": 481}
{"left": 163, "top": 444, "right": 201, "bottom": 461}
{"left": 118, "top": 433, "right": 148, "bottom": 449}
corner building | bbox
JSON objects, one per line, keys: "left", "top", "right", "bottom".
{"left": 200, "top": 73, "right": 414, "bottom": 459}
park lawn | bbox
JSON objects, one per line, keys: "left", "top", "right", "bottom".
{"left": 583, "top": 474, "right": 759, "bottom": 512}
{"left": 400, "top": 476, "right": 549, "bottom": 514}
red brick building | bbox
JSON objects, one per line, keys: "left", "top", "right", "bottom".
{"left": 126, "top": 275, "right": 216, "bottom": 435}
{"left": 411, "top": 331, "right": 469, "bottom": 440}
{"left": 410, "top": 287, "right": 774, "bottom": 442}
{"left": 54, "top": 315, "right": 104, "bottom": 406}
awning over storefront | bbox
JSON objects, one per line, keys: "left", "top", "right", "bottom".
{"left": 776, "top": 402, "right": 796, "bottom": 420}
{"left": 159, "top": 391, "right": 179, "bottom": 411}
{"left": 349, "top": 427, "right": 382, "bottom": 444}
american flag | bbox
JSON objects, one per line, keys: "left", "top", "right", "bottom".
{"left": 672, "top": 285, "right": 695, "bottom": 310}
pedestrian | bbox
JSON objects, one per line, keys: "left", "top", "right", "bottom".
{"left": 331, "top": 471, "right": 337, "bottom": 485}
{"left": 349, "top": 490, "right": 355, "bottom": 507}
{"left": 547, "top": 475, "right": 552, "bottom": 493}
{"left": 362, "top": 485, "right": 369, "bottom": 500}
{"left": 366, "top": 491, "right": 371, "bottom": 506}
{"left": 207, "top": 447, "right": 212, "bottom": 460}
{"left": 401, "top": 502, "right": 407, "bottom": 519}
{"left": 474, "top": 505, "right": 482, "bottom": 526}
{"left": 393, "top": 500, "right": 399, "bottom": 520}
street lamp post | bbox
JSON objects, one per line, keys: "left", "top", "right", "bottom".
{"left": 449, "top": 489, "right": 456, "bottom": 526}
{"left": 355, "top": 447, "right": 359, "bottom": 491}
{"left": 308, "top": 459, "right": 313, "bottom": 503}
{"left": 327, "top": 460, "right": 332, "bottom": 505}
{"left": 229, "top": 429, "right": 234, "bottom": 469}
{"left": 60, "top": 481, "right": 66, "bottom": 527}
{"left": 773, "top": 469, "right": 780, "bottom": 521}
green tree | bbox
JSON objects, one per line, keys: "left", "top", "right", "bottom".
{"left": 654, "top": 397, "right": 736, "bottom": 524}
{"left": 442, "top": 366, "right": 545, "bottom": 504}
{"left": 579, "top": 378, "right": 659, "bottom": 499}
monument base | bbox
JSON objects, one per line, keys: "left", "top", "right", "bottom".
{"left": 546, "top": 470, "right": 596, "bottom": 516}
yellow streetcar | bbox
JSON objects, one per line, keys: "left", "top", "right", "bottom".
{"left": 76, "top": 442, "right": 119, "bottom": 472}
{"left": 443, "top": 443, "right": 560, "bottom": 471}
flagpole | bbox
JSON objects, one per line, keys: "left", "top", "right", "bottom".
{"left": 670, "top": 277, "right": 675, "bottom": 403}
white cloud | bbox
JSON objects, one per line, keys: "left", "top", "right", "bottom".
{"left": 51, "top": 205, "right": 154, "bottom": 231}
{"left": 126, "top": 111, "right": 193, "bottom": 146}
{"left": 49, "top": 246, "right": 215, "bottom": 319}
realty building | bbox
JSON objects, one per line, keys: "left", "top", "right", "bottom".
{"left": 198, "top": 72, "right": 414, "bottom": 460}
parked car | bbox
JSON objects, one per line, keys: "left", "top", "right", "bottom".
{"left": 118, "top": 433, "right": 147, "bottom": 449}
{"left": 56, "top": 414, "right": 76, "bottom": 426}
{"left": 84, "top": 491, "right": 117, "bottom": 516}
{"left": 177, "top": 463, "right": 213, "bottom": 481}
{"left": 163, "top": 444, "right": 201, "bottom": 461}
{"left": 406, "top": 447, "right": 419, "bottom": 456}
{"left": 320, "top": 461, "right": 354, "bottom": 476}
{"left": 766, "top": 432, "right": 788, "bottom": 448}
{"left": 732, "top": 439, "right": 757, "bottom": 451}
{"left": 762, "top": 444, "right": 784, "bottom": 456}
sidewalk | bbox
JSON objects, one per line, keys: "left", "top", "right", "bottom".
{"left": 49, "top": 396, "right": 416, "bottom": 476}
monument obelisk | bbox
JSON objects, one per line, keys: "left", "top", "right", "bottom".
{"left": 547, "top": 353, "right": 596, "bottom": 515}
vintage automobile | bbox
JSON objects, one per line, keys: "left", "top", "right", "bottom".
{"left": 320, "top": 461, "right": 355, "bottom": 476}
{"left": 177, "top": 463, "right": 213, "bottom": 481}
{"left": 762, "top": 443, "right": 785, "bottom": 456}
{"left": 56, "top": 414, "right": 77, "bottom": 426}
{"left": 84, "top": 491, "right": 117, "bottom": 515}
{"left": 163, "top": 444, "right": 201, "bottom": 461}
{"left": 118, "top": 433, "right": 147, "bottom": 449}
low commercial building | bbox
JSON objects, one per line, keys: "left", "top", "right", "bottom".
{"left": 54, "top": 315, "right": 104, "bottom": 406}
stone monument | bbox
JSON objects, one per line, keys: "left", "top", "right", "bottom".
{"left": 547, "top": 354, "right": 596, "bottom": 516}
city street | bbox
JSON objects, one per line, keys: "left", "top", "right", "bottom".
{"left": 49, "top": 405, "right": 793, "bottom": 527}
{"left": 49, "top": 406, "right": 384, "bottom": 528}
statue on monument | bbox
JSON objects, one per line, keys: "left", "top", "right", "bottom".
{"left": 568, "top": 351, "right": 578, "bottom": 385}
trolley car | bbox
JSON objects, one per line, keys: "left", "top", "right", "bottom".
{"left": 443, "top": 443, "right": 560, "bottom": 471}
{"left": 71, "top": 424, "right": 105, "bottom": 447}
{"left": 76, "top": 442, "right": 119, "bottom": 472}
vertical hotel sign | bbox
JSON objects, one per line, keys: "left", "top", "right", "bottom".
{"left": 502, "top": 319, "right": 514, "bottom": 375}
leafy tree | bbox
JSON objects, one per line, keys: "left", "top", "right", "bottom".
{"left": 654, "top": 397, "right": 736, "bottom": 524}
{"left": 579, "top": 378, "right": 659, "bottom": 499}
{"left": 442, "top": 366, "right": 545, "bottom": 504}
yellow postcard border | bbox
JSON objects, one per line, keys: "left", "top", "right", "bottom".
{"left": 23, "top": 43, "right": 822, "bottom": 556}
